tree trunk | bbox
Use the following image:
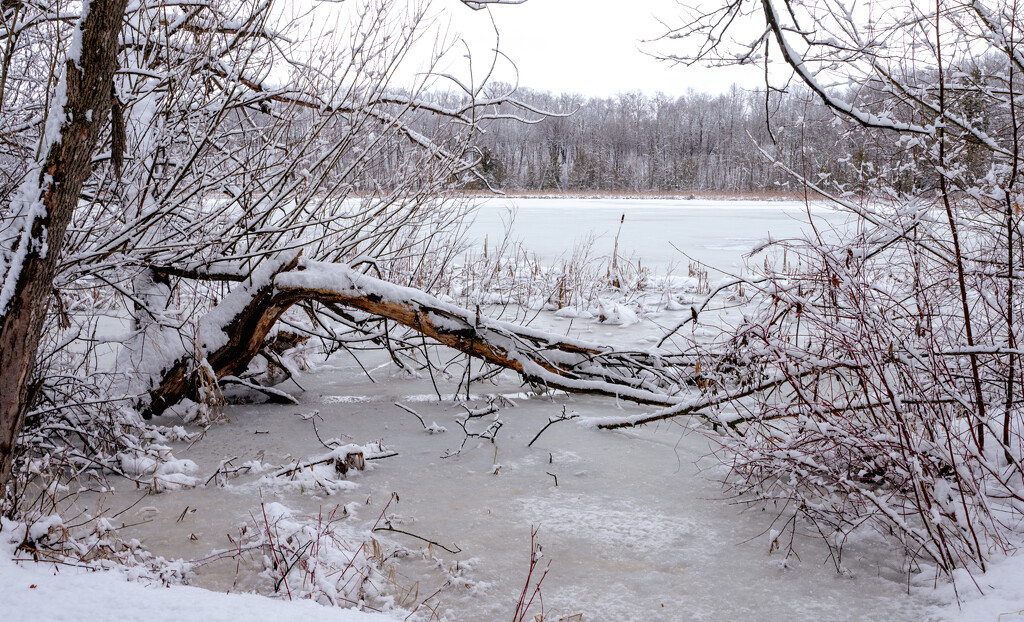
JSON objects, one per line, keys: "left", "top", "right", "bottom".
{"left": 0, "top": 0, "right": 128, "bottom": 490}
{"left": 144, "top": 254, "right": 303, "bottom": 418}
{"left": 142, "top": 258, "right": 691, "bottom": 419}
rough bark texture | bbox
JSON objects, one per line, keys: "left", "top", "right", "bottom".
{"left": 144, "top": 255, "right": 302, "bottom": 418}
{"left": 144, "top": 260, "right": 689, "bottom": 418}
{"left": 0, "top": 0, "right": 129, "bottom": 489}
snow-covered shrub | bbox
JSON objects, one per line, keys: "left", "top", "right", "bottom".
{"left": 645, "top": 0, "right": 1024, "bottom": 582}
{"left": 2, "top": 513, "right": 194, "bottom": 587}
{"left": 690, "top": 199, "right": 1024, "bottom": 577}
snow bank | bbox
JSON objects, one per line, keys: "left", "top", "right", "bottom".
{"left": 932, "top": 553, "right": 1024, "bottom": 621}
{"left": 0, "top": 533, "right": 394, "bottom": 622}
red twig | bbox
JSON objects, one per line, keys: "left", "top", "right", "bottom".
{"left": 512, "top": 526, "right": 550, "bottom": 622}
{"left": 258, "top": 490, "right": 291, "bottom": 600}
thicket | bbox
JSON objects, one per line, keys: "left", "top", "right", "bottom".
{"left": 626, "top": 0, "right": 1024, "bottom": 580}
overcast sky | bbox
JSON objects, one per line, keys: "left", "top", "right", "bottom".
{"left": 288, "top": 0, "right": 766, "bottom": 97}
{"left": 440, "top": 0, "right": 764, "bottom": 97}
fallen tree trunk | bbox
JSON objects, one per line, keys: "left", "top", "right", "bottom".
{"left": 142, "top": 255, "right": 694, "bottom": 418}
{"left": 143, "top": 255, "right": 302, "bottom": 418}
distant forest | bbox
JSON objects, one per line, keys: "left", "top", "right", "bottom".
{"left": 465, "top": 85, "right": 947, "bottom": 195}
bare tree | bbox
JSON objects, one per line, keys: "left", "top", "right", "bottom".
{"left": 598, "top": 0, "right": 1024, "bottom": 576}
{"left": 0, "top": 0, "right": 129, "bottom": 492}
{"left": 0, "top": 0, "right": 545, "bottom": 497}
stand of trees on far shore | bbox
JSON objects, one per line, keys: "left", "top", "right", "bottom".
{"left": 463, "top": 84, "right": 955, "bottom": 196}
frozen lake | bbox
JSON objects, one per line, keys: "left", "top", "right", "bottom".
{"left": 467, "top": 197, "right": 848, "bottom": 273}
{"left": 123, "top": 350, "right": 942, "bottom": 621}
{"left": 90, "top": 198, "right": 961, "bottom": 621}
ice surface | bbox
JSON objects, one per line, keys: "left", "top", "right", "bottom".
{"left": 467, "top": 197, "right": 848, "bottom": 273}
{"left": 91, "top": 327, "right": 945, "bottom": 620}
{"left": 5, "top": 199, "right": 1008, "bottom": 620}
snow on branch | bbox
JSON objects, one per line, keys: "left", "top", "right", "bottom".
{"left": 141, "top": 254, "right": 697, "bottom": 419}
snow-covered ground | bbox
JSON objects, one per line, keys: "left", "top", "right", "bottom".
{"left": 0, "top": 538, "right": 392, "bottom": 621}
{"left": 4, "top": 199, "right": 1023, "bottom": 621}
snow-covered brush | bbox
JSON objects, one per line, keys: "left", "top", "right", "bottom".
{"left": 551, "top": 0, "right": 1024, "bottom": 586}
{"left": 240, "top": 499, "right": 386, "bottom": 608}
{"left": 629, "top": 210, "right": 1024, "bottom": 580}
{"left": 440, "top": 215, "right": 665, "bottom": 315}
{"left": 3, "top": 510, "right": 194, "bottom": 588}
{"left": 5, "top": 331, "right": 204, "bottom": 512}
{"left": 224, "top": 492, "right": 463, "bottom": 614}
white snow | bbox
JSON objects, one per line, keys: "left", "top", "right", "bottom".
{"left": 198, "top": 253, "right": 300, "bottom": 353}
{"left": 0, "top": 538, "right": 392, "bottom": 622}
{"left": 7, "top": 199, "right": 1024, "bottom": 620}
{"left": 934, "top": 554, "right": 1024, "bottom": 621}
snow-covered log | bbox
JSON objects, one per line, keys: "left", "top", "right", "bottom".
{"left": 142, "top": 253, "right": 302, "bottom": 418}
{"left": 142, "top": 255, "right": 694, "bottom": 418}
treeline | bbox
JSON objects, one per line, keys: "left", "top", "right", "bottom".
{"left": 467, "top": 85, "right": 914, "bottom": 195}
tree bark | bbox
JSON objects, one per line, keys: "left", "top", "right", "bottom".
{"left": 144, "top": 254, "right": 303, "bottom": 418}
{"left": 143, "top": 259, "right": 691, "bottom": 419}
{"left": 0, "top": 0, "right": 128, "bottom": 490}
